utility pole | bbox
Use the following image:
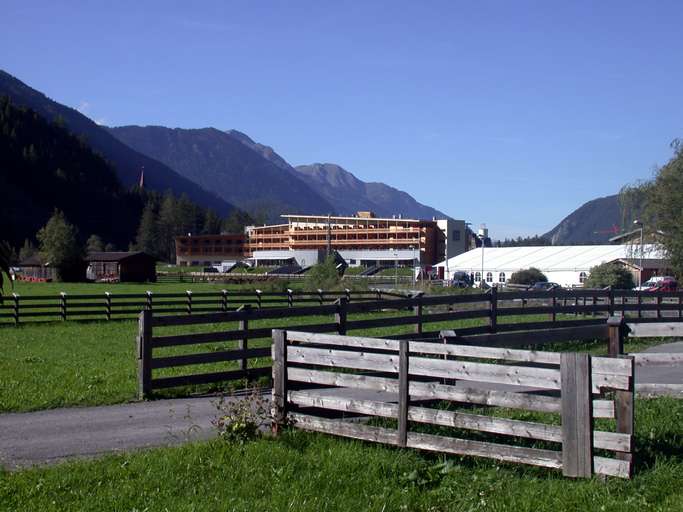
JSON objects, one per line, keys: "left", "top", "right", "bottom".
{"left": 633, "top": 219, "right": 644, "bottom": 287}
{"left": 326, "top": 214, "right": 332, "bottom": 258}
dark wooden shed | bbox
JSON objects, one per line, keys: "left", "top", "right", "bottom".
{"left": 87, "top": 252, "right": 157, "bottom": 283}
{"left": 17, "top": 254, "right": 57, "bottom": 281}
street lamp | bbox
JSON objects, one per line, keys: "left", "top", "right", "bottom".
{"left": 633, "top": 219, "right": 644, "bottom": 287}
{"left": 409, "top": 245, "right": 416, "bottom": 286}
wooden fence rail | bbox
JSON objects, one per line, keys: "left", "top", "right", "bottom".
{"left": 0, "top": 289, "right": 398, "bottom": 325}
{"left": 136, "top": 289, "right": 642, "bottom": 398}
{"left": 272, "top": 329, "right": 635, "bottom": 479}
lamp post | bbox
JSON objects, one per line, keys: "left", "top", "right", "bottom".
{"left": 633, "top": 219, "right": 644, "bottom": 287}
{"left": 392, "top": 249, "right": 398, "bottom": 288}
{"left": 409, "top": 245, "right": 416, "bottom": 286}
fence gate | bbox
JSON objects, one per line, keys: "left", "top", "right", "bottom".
{"left": 272, "top": 330, "right": 635, "bottom": 479}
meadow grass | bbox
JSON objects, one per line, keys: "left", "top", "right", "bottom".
{"left": 1, "top": 397, "right": 682, "bottom": 511}
{"left": 0, "top": 301, "right": 661, "bottom": 414}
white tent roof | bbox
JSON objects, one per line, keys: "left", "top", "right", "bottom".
{"left": 437, "top": 245, "right": 665, "bottom": 273}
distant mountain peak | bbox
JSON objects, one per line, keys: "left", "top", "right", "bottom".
{"left": 543, "top": 194, "right": 623, "bottom": 244}
{"left": 294, "top": 163, "right": 451, "bottom": 220}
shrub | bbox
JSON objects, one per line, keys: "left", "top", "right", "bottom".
{"left": 508, "top": 267, "right": 547, "bottom": 285}
{"left": 584, "top": 262, "right": 635, "bottom": 289}
{"left": 213, "top": 389, "right": 270, "bottom": 444}
{"left": 304, "top": 255, "right": 341, "bottom": 290}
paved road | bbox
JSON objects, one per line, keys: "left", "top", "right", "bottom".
{"left": 0, "top": 395, "right": 252, "bottom": 470}
{"left": 2, "top": 342, "right": 681, "bottom": 471}
{"left": 635, "top": 341, "right": 683, "bottom": 388}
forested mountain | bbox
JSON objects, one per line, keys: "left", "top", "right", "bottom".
{"left": 0, "top": 70, "right": 234, "bottom": 216}
{"left": 543, "top": 195, "right": 622, "bottom": 244}
{"left": 107, "top": 126, "right": 334, "bottom": 220}
{"left": 0, "top": 96, "right": 237, "bottom": 260}
{"left": 294, "top": 163, "right": 451, "bottom": 220}
{"left": 0, "top": 96, "right": 145, "bottom": 249}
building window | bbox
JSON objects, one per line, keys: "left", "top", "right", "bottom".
{"left": 452, "top": 229, "right": 461, "bottom": 241}
{"left": 579, "top": 271, "right": 587, "bottom": 284}
{"left": 475, "top": 271, "right": 481, "bottom": 282}
{"left": 499, "top": 272, "right": 506, "bottom": 283}
{"left": 486, "top": 272, "right": 493, "bottom": 283}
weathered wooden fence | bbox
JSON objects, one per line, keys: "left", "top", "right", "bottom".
{"left": 0, "top": 289, "right": 401, "bottom": 325}
{"left": 271, "top": 328, "right": 635, "bottom": 479}
{"left": 137, "top": 290, "right": 642, "bottom": 398}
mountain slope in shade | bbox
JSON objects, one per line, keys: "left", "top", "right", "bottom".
{"left": 108, "top": 126, "right": 334, "bottom": 219}
{"left": 543, "top": 195, "right": 622, "bottom": 244}
{"left": 0, "top": 70, "right": 234, "bottom": 215}
{"left": 294, "top": 163, "right": 451, "bottom": 220}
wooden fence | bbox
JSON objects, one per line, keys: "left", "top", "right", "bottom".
{"left": 137, "top": 289, "right": 647, "bottom": 398}
{"left": 0, "top": 289, "right": 401, "bottom": 325}
{"left": 271, "top": 328, "right": 635, "bottom": 479}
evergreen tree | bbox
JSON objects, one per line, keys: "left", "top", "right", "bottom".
{"left": 135, "top": 203, "right": 162, "bottom": 259}
{"left": 157, "top": 191, "right": 179, "bottom": 262}
{"left": 19, "top": 239, "right": 37, "bottom": 261}
{"left": 86, "top": 234, "right": 105, "bottom": 253}
{"left": 202, "top": 209, "right": 222, "bottom": 234}
{"left": 223, "top": 210, "right": 254, "bottom": 234}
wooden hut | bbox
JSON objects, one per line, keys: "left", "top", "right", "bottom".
{"left": 17, "top": 254, "right": 57, "bottom": 282}
{"left": 87, "top": 252, "right": 157, "bottom": 283}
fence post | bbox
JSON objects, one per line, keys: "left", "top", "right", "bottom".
{"left": 561, "top": 352, "right": 593, "bottom": 478}
{"left": 105, "top": 292, "right": 112, "bottom": 321}
{"left": 238, "top": 304, "right": 251, "bottom": 374}
{"left": 551, "top": 288, "right": 557, "bottom": 324}
{"left": 146, "top": 291, "right": 153, "bottom": 312}
{"left": 287, "top": 288, "right": 294, "bottom": 308}
{"left": 607, "top": 287, "right": 614, "bottom": 317}
{"left": 255, "top": 289, "right": 262, "bottom": 310}
{"left": 637, "top": 291, "right": 642, "bottom": 319}
{"left": 318, "top": 289, "right": 324, "bottom": 305}
{"left": 397, "top": 339, "right": 410, "bottom": 447}
{"left": 12, "top": 293, "right": 19, "bottom": 325}
{"left": 137, "top": 309, "right": 153, "bottom": 399}
{"left": 335, "top": 298, "right": 348, "bottom": 335}
{"left": 186, "top": 290, "right": 192, "bottom": 315}
{"left": 607, "top": 316, "right": 627, "bottom": 357}
{"left": 488, "top": 286, "right": 498, "bottom": 333}
{"left": 614, "top": 356, "right": 635, "bottom": 476}
{"left": 221, "top": 289, "right": 228, "bottom": 312}
{"left": 656, "top": 294, "right": 662, "bottom": 319}
{"left": 413, "top": 292, "right": 423, "bottom": 335}
{"left": 272, "top": 329, "right": 288, "bottom": 435}
{"left": 60, "top": 292, "right": 67, "bottom": 321}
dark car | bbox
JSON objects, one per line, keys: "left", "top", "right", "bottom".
{"left": 530, "top": 281, "right": 561, "bottom": 291}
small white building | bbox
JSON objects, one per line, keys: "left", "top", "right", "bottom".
{"left": 436, "top": 244, "right": 666, "bottom": 288}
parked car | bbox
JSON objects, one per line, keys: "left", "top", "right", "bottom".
{"left": 647, "top": 277, "right": 678, "bottom": 292}
{"left": 529, "top": 281, "right": 562, "bottom": 291}
{"left": 635, "top": 276, "right": 675, "bottom": 291}
{"left": 448, "top": 271, "right": 472, "bottom": 288}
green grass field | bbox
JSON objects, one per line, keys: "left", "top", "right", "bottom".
{"left": 1, "top": 397, "right": 682, "bottom": 511}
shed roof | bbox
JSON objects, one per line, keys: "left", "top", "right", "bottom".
{"left": 87, "top": 251, "right": 156, "bottom": 262}
{"left": 19, "top": 254, "right": 47, "bottom": 266}
{"left": 437, "top": 245, "right": 666, "bottom": 272}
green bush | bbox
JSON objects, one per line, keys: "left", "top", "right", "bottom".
{"left": 584, "top": 262, "right": 635, "bottom": 289}
{"left": 508, "top": 267, "right": 547, "bottom": 285}
{"left": 304, "top": 256, "right": 341, "bottom": 290}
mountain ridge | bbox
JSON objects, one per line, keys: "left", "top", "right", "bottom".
{"left": 107, "top": 125, "right": 335, "bottom": 220}
{"left": 294, "top": 163, "right": 451, "bottom": 220}
{"left": 0, "top": 70, "right": 235, "bottom": 216}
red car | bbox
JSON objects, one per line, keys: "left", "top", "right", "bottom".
{"left": 647, "top": 278, "right": 678, "bottom": 292}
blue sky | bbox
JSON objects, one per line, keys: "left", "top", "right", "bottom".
{"left": 2, "top": 1, "right": 682, "bottom": 238}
